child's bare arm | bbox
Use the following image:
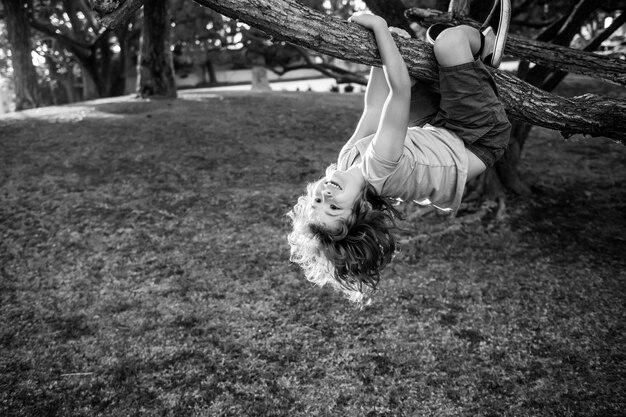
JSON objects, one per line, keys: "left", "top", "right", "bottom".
{"left": 349, "top": 14, "right": 411, "bottom": 162}
{"left": 343, "top": 27, "right": 410, "bottom": 146}
{"left": 344, "top": 66, "right": 387, "bottom": 145}
{"left": 350, "top": 15, "right": 411, "bottom": 92}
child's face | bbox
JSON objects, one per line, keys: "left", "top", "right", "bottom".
{"left": 308, "top": 168, "right": 365, "bottom": 230}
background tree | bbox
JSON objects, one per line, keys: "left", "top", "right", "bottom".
{"left": 136, "top": 0, "right": 176, "bottom": 97}
{"left": 1, "top": 0, "right": 41, "bottom": 110}
{"left": 27, "top": 0, "right": 132, "bottom": 101}
{"left": 168, "top": 0, "right": 367, "bottom": 90}
{"left": 169, "top": 0, "right": 233, "bottom": 85}
{"left": 254, "top": 0, "right": 369, "bottom": 86}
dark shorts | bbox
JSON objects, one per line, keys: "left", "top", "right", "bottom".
{"left": 409, "top": 60, "right": 511, "bottom": 167}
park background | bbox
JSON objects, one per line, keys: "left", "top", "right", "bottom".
{"left": 1, "top": 0, "right": 626, "bottom": 416}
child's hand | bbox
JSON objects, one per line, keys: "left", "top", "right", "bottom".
{"left": 348, "top": 12, "right": 387, "bottom": 31}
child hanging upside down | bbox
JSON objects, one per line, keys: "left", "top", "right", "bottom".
{"left": 288, "top": 0, "right": 512, "bottom": 304}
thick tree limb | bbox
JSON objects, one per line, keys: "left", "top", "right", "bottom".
{"left": 363, "top": 0, "right": 414, "bottom": 36}
{"left": 190, "top": 0, "right": 438, "bottom": 80}
{"left": 198, "top": 0, "right": 626, "bottom": 143}
{"left": 495, "top": 70, "right": 625, "bottom": 140}
{"left": 98, "top": 0, "right": 626, "bottom": 143}
{"left": 95, "top": 0, "right": 143, "bottom": 29}
{"left": 405, "top": 8, "right": 626, "bottom": 86}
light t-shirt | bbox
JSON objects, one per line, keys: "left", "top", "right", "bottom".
{"left": 337, "top": 124, "right": 469, "bottom": 213}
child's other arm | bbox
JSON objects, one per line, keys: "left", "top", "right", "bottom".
{"left": 342, "top": 66, "right": 387, "bottom": 149}
{"left": 349, "top": 14, "right": 411, "bottom": 162}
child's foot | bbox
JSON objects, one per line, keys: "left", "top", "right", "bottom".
{"left": 426, "top": 0, "right": 510, "bottom": 68}
{"left": 480, "top": 27, "right": 496, "bottom": 64}
{"left": 426, "top": 23, "right": 453, "bottom": 45}
{"left": 481, "top": 0, "right": 511, "bottom": 68}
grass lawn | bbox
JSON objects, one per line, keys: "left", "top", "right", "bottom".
{"left": 1, "top": 77, "right": 625, "bottom": 416}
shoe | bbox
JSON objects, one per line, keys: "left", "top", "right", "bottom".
{"left": 480, "top": 0, "right": 511, "bottom": 68}
{"left": 426, "top": 0, "right": 510, "bottom": 68}
{"left": 427, "top": 23, "right": 496, "bottom": 66}
{"left": 426, "top": 23, "right": 453, "bottom": 45}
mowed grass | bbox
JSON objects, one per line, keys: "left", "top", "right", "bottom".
{"left": 1, "top": 79, "right": 625, "bottom": 416}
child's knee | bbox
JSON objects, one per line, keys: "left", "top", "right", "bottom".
{"left": 433, "top": 26, "right": 466, "bottom": 54}
{"left": 433, "top": 25, "right": 478, "bottom": 66}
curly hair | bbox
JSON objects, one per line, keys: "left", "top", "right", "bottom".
{"left": 287, "top": 176, "right": 401, "bottom": 304}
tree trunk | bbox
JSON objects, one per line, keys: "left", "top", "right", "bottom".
{"left": 80, "top": 63, "right": 101, "bottom": 101}
{"left": 249, "top": 53, "right": 272, "bottom": 92}
{"left": 123, "top": 29, "right": 141, "bottom": 94}
{"left": 44, "top": 54, "right": 78, "bottom": 104}
{"left": 203, "top": 60, "right": 217, "bottom": 85}
{"left": 97, "top": 30, "right": 127, "bottom": 97}
{"left": 494, "top": 0, "right": 606, "bottom": 198}
{"left": 58, "top": 74, "right": 79, "bottom": 104}
{"left": 2, "top": 0, "right": 42, "bottom": 110}
{"left": 136, "top": 0, "right": 177, "bottom": 98}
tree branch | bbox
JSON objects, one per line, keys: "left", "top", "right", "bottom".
{"left": 95, "top": 0, "right": 626, "bottom": 143}
{"left": 95, "top": 0, "right": 144, "bottom": 30}
{"left": 405, "top": 8, "right": 626, "bottom": 86}
{"left": 190, "top": 0, "right": 625, "bottom": 143}
{"left": 495, "top": 70, "right": 626, "bottom": 140}
{"left": 541, "top": 11, "right": 626, "bottom": 91}
{"left": 272, "top": 46, "right": 368, "bottom": 85}
{"left": 27, "top": 14, "right": 93, "bottom": 60}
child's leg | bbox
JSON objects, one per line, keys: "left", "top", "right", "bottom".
{"left": 433, "top": 26, "right": 489, "bottom": 177}
{"left": 433, "top": 25, "right": 482, "bottom": 68}
{"left": 427, "top": 0, "right": 511, "bottom": 68}
{"left": 428, "top": 25, "right": 512, "bottom": 176}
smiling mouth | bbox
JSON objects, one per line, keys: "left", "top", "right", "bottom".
{"left": 325, "top": 181, "right": 342, "bottom": 191}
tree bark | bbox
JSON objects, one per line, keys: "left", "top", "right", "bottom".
{"left": 196, "top": 0, "right": 626, "bottom": 143}
{"left": 136, "top": 0, "right": 177, "bottom": 98}
{"left": 97, "top": 0, "right": 626, "bottom": 142}
{"left": 96, "top": 0, "right": 144, "bottom": 29}
{"left": 363, "top": 0, "right": 414, "bottom": 35}
{"left": 405, "top": 8, "right": 626, "bottom": 86}
{"left": 2, "top": 0, "right": 41, "bottom": 110}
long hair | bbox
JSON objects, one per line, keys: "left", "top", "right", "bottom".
{"left": 287, "top": 178, "right": 401, "bottom": 304}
